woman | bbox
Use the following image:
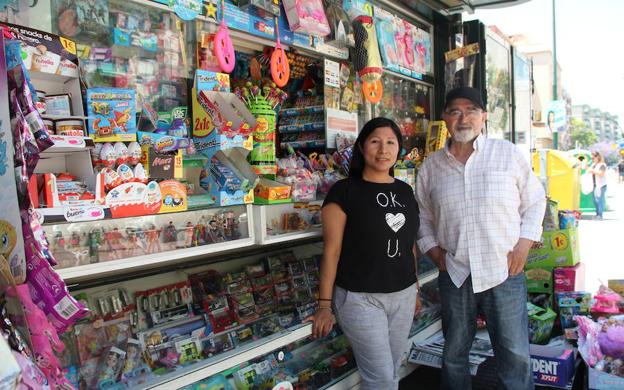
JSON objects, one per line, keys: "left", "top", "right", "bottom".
{"left": 307, "top": 117, "right": 421, "bottom": 390}
{"left": 589, "top": 151, "right": 607, "bottom": 220}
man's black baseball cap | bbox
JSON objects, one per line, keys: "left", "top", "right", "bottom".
{"left": 444, "top": 86, "right": 486, "bottom": 111}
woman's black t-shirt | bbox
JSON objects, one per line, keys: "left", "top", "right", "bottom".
{"left": 323, "top": 177, "right": 419, "bottom": 293}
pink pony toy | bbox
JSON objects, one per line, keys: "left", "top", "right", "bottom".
{"left": 10, "top": 284, "right": 76, "bottom": 390}
{"left": 402, "top": 21, "right": 415, "bottom": 71}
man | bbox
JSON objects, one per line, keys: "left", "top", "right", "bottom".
{"left": 416, "top": 87, "right": 546, "bottom": 389}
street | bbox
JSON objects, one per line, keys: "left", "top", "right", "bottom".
{"left": 580, "top": 174, "right": 624, "bottom": 294}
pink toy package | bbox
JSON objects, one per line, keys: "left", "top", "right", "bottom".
{"left": 554, "top": 263, "right": 585, "bottom": 293}
{"left": 22, "top": 211, "right": 89, "bottom": 333}
{"left": 283, "top": 0, "right": 331, "bottom": 37}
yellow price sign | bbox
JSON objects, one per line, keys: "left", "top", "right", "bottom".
{"left": 550, "top": 233, "right": 569, "bottom": 251}
{"left": 619, "top": 149, "right": 624, "bottom": 157}
{"left": 60, "top": 37, "right": 77, "bottom": 55}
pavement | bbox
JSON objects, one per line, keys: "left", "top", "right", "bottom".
{"left": 580, "top": 177, "right": 624, "bottom": 294}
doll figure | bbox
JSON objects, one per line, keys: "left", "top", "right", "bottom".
{"left": 183, "top": 222, "right": 194, "bottom": 248}
{"left": 98, "top": 349, "right": 124, "bottom": 384}
{"left": 53, "top": 231, "right": 66, "bottom": 250}
{"left": 145, "top": 224, "right": 162, "bottom": 254}
{"left": 206, "top": 219, "right": 221, "bottom": 243}
{"left": 121, "top": 341, "right": 142, "bottom": 378}
{"left": 103, "top": 230, "right": 120, "bottom": 261}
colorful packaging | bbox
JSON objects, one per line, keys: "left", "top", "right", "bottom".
{"left": 86, "top": 88, "right": 137, "bottom": 142}
{"left": 283, "top": 0, "right": 331, "bottom": 37}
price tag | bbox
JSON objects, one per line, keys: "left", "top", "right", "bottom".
{"left": 550, "top": 233, "right": 569, "bottom": 251}
{"left": 60, "top": 37, "right": 77, "bottom": 55}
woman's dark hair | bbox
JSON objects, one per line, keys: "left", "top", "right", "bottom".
{"left": 349, "top": 117, "right": 403, "bottom": 179}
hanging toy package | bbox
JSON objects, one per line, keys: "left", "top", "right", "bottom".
{"left": 352, "top": 15, "right": 383, "bottom": 103}
{"left": 323, "top": 0, "right": 354, "bottom": 47}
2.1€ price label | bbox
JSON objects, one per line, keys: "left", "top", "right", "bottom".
{"left": 550, "top": 233, "right": 569, "bottom": 251}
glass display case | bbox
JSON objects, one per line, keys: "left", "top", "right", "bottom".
{"left": 373, "top": 73, "right": 433, "bottom": 158}
{"left": 484, "top": 27, "right": 512, "bottom": 141}
{"left": 253, "top": 201, "right": 323, "bottom": 245}
{"left": 182, "top": 329, "right": 356, "bottom": 390}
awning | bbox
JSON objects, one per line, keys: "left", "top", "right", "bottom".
{"left": 398, "top": 0, "right": 532, "bottom": 15}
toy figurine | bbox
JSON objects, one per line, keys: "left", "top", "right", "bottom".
{"left": 206, "top": 219, "right": 222, "bottom": 243}
{"left": 125, "top": 227, "right": 144, "bottom": 257}
{"left": 53, "top": 231, "right": 66, "bottom": 250}
{"left": 103, "top": 230, "right": 120, "bottom": 261}
{"left": 121, "top": 341, "right": 142, "bottom": 378}
{"left": 163, "top": 221, "right": 178, "bottom": 249}
{"left": 145, "top": 223, "right": 162, "bottom": 254}
{"left": 183, "top": 222, "right": 194, "bottom": 248}
{"left": 88, "top": 228, "right": 103, "bottom": 263}
{"left": 193, "top": 220, "right": 206, "bottom": 247}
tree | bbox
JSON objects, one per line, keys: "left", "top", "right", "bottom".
{"left": 568, "top": 118, "right": 597, "bottom": 149}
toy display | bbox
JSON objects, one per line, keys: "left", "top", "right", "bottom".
{"left": 44, "top": 206, "right": 248, "bottom": 268}
{"left": 577, "top": 315, "right": 624, "bottom": 387}
{"left": 214, "top": 0, "right": 236, "bottom": 73}
{"left": 87, "top": 88, "right": 137, "bottom": 141}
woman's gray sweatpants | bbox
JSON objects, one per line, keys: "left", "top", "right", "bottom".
{"left": 333, "top": 283, "right": 417, "bottom": 390}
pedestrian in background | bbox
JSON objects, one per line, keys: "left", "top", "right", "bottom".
{"left": 589, "top": 151, "right": 608, "bottom": 220}
{"left": 416, "top": 87, "right": 546, "bottom": 390}
{"left": 617, "top": 157, "right": 624, "bottom": 184}
{"left": 307, "top": 117, "right": 421, "bottom": 390}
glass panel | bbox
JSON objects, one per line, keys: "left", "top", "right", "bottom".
{"left": 1, "top": 0, "right": 196, "bottom": 113}
{"left": 513, "top": 51, "right": 531, "bottom": 152}
{"left": 373, "top": 73, "right": 432, "bottom": 157}
{"left": 485, "top": 33, "right": 512, "bottom": 140}
{"left": 43, "top": 205, "right": 250, "bottom": 269}
{"left": 182, "top": 329, "right": 356, "bottom": 389}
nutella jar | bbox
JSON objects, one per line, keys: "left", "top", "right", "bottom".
{"left": 56, "top": 119, "right": 84, "bottom": 136}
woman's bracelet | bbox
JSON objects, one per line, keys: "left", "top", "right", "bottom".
{"left": 318, "top": 298, "right": 332, "bottom": 302}
{"left": 317, "top": 306, "right": 332, "bottom": 312}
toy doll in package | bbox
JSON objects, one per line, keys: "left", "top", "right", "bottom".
{"left": 87, "top": 88, "right": 137, "bottom": 139}
{"left": 95, "top": 346, "right": 126, "bottom": 388}
{"left": 283, "top": 0, "right": 331, "bottom": 37}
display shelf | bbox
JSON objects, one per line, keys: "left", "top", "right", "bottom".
{"left": 41, "top": 115, "right": 88, "bottom": 121}
{"left": 280, "top": 105, "right": 325, "bottom": 118}
{"left": 409, "top": 318, "right": 443, "bottom": 345}
{"left": 40, "top": 135, "right": 95, "bottom": 154}
{"left": 278, "top": 122, "right": 325, "bottom": 133}
{"left": 143, "top": 323, "right": 313, "bottom": 390}
{"left": 253, "top": 201, "right": 323, "bottom": 245}
{"left": 281, "top": 140, "right": 326, "bottom": 149}
{"left": 57, "top": 236, "right": 256, "bottom": 283}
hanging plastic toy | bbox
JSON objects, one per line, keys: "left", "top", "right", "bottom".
{"left": 213, "top": 0, "right": 235, "bottom": 73}
{"left": 352, "top": 15, "right": 383, "bottom": 103}
{"left": 270, "top": 17, "right": 290, "bottom": 88}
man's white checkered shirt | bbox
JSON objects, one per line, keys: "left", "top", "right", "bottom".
{"left": 416, "top": 134, "right": 546, "bottom": 293}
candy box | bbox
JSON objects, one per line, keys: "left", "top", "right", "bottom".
{"left": 526, "top": 227, "right": 580, "bottom": 270}
{"left": 528, "top": 302, "right": 556, "bottom": 344}
{"left": 140, "top": 145, "right": 183, "bottom": 180}
{"left": 136, "top": 131, "right": 191, "bottom": 153}
{"left": 530, "top": 344, "right": 575, "bottom": 388}
{"left": 554, "top": 263, "right": 585, "bottom": 293}
{"left": 253, "top": 178, "right": 292, "bottom": 204}
{"left": 87, "top": 88, "right": 137, "bottom": 142}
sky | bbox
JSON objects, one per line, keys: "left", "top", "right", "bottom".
{"left": 465, "top": 0, "right": 624, "bottom": 130}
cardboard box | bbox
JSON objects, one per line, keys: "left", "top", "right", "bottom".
{"left": 608, "top": 280, "right": 624, "bottom": 298}
{"left": 204, "top": 149, "right": 256, "bottom": 206}
{"left": 557, "top": 291, "right": 591, "bottom": 332}
{"left": 588, "top": 366, "right": 624, "bottom": 389}
{"left": 2, "top": 23, "right": 79, "bottom": 78}
{"left": 254, "top": 178, "right": 292, "bottom": 204}
{"left": 530, "top": 344, "right": 575, "bottom": 388}
{"left": 554, "top": 263, "right": 585, "bottom": 293}
{"left": 526, "top": 227, "right": 580, "bottom": 270}
{"left": 526, "top": 268, "right": 554, "bottom": 294}
{"left": 528, "top": 302, "right": 556, "bottom": 344}
{"left": 140, "top": 145, "right": 183, "bottom": 180}
{"left": 86, "top": 88, "right": 137, "bottom": 142}
{"left": 137, "top": 131, "right": 191, "bottom": 153}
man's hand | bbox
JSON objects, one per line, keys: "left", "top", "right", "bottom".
{"left": 427, "top": 246, "right": 447, "bottom": 271}
{"left": 507, "top": 238, "right": 533, "bottom": 276}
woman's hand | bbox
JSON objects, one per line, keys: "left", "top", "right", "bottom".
{"left": 304, "top": 308, "right": 334, "bottom": 338}
{"left": 414, "top": 292, "right": 422, "bottom": 316}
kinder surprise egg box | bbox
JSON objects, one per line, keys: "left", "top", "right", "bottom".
{"left": 87, "top": 88, "right": 137, "bottom": 142}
